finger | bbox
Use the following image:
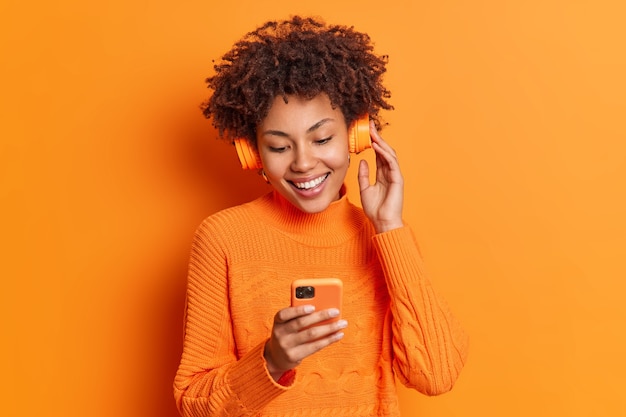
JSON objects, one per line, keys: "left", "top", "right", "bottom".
{"left": 367, "top": 122, "right": 401, "bottom": 175}
{"left": 270, "top": 315, "right": 346, "bottom": 363}
{"left": 372, "top": 138, "right": 398, "bottom": 159}
{"left": 372, "top": 139, "right": 399, "bottom": 166}
{"left": 357, "top": 159, "right": 370, "bottom": 192}
{"left": 372, "top": 143, "right": 403, "bottom": 183}
{"left": 297, "top": 318, "right": 347, "bottom": 342}
{"left": 369, "top": 124, "right": 398, "bottom": 160}
{"left": 275, "top": 329, "right": 346, "bottom": 370}
{"left": 293, "top": 332, "right": 346, "bottom": 363}
{"left": 369, "top": 121, "right": 391, "bottom": 146}
{"left": 289, "top": 320, "right": 348, "bottom": 358}
{"left": 291, "top": 308, "right": 341, "bottom": 332}
{"left": 274, "top": 305, "right": 315, "bottom": 324}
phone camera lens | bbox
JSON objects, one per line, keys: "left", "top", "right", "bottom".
{"left": 296, "top": 286, "right": 315, "bottom": 299}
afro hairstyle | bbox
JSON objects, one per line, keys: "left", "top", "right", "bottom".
{"left": 201, "top": 15, "right": 393, "bottom": 145}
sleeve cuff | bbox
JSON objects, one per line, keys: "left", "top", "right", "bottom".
{"left": 226, "top": 341, "right": 293, "bottom": 412}
{"left": 372, "top": 225, "right": 427, "bottom": 289}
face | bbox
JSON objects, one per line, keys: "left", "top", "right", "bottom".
{"left": 256, "top": 93, "right": 350, "bottom": 214}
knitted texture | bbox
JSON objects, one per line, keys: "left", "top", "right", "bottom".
{"left": 174, "top": 191, "right": 469, "bottom": 417}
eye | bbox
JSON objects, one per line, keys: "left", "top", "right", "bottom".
{"left": 268, "top": 146, "right": 287, "bottom": 153}
{"left": 315, "top": 136, "right": 333, "bottom": 145}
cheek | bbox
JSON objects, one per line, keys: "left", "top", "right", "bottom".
{"left": 327, "top": 149, "right": 350, "bottom": 169}
{"left": 264, "top": 163, "right": 284, "bottom": 179}
{"left": 259, "top": 153, "right": 284, "bottom": 175}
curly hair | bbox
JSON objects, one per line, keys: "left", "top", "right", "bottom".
{"left": 201, "top": 15, "right": 393, "bottom": 145}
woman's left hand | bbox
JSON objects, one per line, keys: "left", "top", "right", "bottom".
{"left": 357, "top": 121, "right": 404, "bottom": 233}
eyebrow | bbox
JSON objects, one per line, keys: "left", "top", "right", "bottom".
{"left": 261, "top": 118, "right": 335, "bottom": 137}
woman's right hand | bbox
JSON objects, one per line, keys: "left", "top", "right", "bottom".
{"left": 263, "top": 305, "right": 347, "bottom": 381}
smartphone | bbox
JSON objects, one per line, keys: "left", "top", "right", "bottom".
{"left": 291, "top": 278, "right": 343, "bottom": 327}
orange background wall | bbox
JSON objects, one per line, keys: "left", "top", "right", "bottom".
{"left": 1, "top": 1, "right": 625, "bottom": 416}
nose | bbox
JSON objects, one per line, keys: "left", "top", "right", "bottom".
{"left": 290, "top": 145, "right": 316, "bottom": 172}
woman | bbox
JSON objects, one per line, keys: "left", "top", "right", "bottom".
{"left": 174, "top": 15, "right": 469, "bottom": 417}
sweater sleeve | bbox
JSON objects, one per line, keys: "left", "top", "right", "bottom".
{"left": 173, "top": 221, "right": 291, "bottom": 417}
{"left": 372, "top": 226, "right": 469, "bottom": 395}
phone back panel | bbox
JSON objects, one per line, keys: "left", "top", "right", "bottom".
{"left": 291, "top": 278, "right": 343, "bottom": 322}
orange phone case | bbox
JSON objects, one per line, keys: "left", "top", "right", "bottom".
{"left": 291, "top": 278, "right": 343, "bottom": 326}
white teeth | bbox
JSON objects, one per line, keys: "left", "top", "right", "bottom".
{"left": 293, "top": 174, "right": 328, "bottom": 190}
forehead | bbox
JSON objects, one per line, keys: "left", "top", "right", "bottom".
{"left": 260, "top": 94, "right": 346, "bottom": 132}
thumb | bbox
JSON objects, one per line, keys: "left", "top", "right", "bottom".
{"left": 357, "top": 159, "right": 370, "bottom": 192}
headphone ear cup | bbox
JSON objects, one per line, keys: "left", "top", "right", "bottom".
{"left": 234, "top": 138, "right": 262, "bottom": 170}
{"left": 348, "top": 114, "right": 372, "bottom": 154}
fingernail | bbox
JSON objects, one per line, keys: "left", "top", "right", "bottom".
{"left": 337, "top": 320, "right": 348, "bottom": 329}
{"left": 334, "top": 332, "right": 345, "bottom": 340}
{"left": 328, "top": 308, "right": 340, "bottom": 317}
{"left": 303, "top": 305, "right": 315, "bottom": 313}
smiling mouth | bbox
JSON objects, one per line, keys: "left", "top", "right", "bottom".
{"left": 291, "top": 173, "right": 330, "bottom": 191}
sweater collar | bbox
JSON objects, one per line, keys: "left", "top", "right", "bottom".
{"left": 253, "top": 185, "right": 366, "bottom": 246}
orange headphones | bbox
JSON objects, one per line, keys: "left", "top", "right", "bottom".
{"left": 233, "top": 114, "right": 372, "bottom": 170}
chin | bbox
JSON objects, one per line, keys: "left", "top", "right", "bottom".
{"left": 276, "top": 177, "right": 344, "bottom": 214}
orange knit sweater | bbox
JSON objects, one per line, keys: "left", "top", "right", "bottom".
{"left": 174, "top": 190, "right": 469, "bottom": 417}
